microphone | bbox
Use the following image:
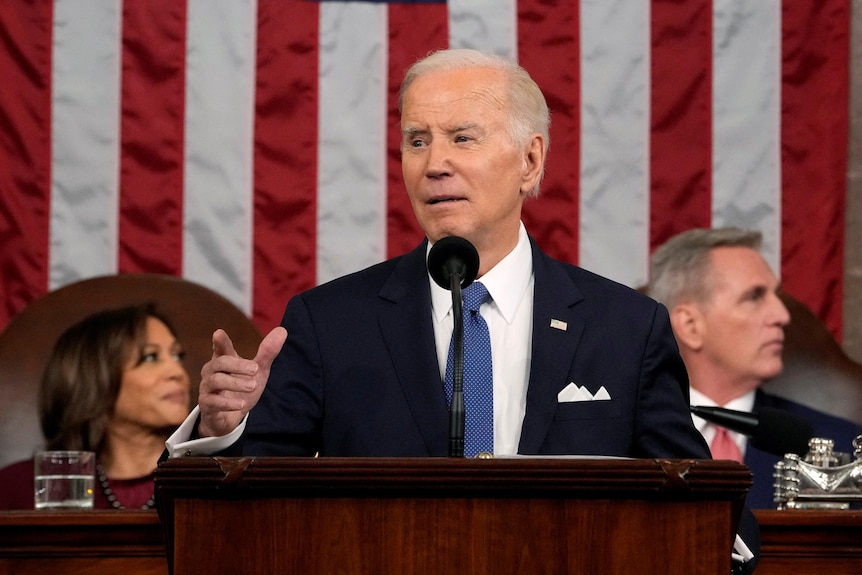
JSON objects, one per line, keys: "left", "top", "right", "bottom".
{"left": 427, "top": 236, "right": 480, "bottom": 458}
{"left": 427, "top": 236, "right": 480, "bottom": 290}
{"left": 690, "top": 405, "right": 814, "bottom": 457}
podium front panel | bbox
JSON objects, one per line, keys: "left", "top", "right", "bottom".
{"left": 156, "top": 457, "right": 751, "bottom": 575}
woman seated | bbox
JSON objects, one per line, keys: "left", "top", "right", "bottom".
{"left": 0, "top": 303, "right": 192, "bottom": 509}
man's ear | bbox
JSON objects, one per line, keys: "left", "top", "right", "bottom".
{"left": 670, "top": 303, "right": 704, "bottom": 351}
{"left": 519, "top": 134, "right": 545, "bottom": 194}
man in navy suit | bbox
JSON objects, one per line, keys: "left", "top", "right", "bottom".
{"left": 167, "top": 48, "right": 758, "bottom": 573}
{"left": 168, "top": 49, "right": 707, "bottom": 461}
{"left": 648, "top": 227, "right": 862, "bottom": 509}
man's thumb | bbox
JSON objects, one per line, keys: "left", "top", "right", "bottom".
{"left": 255, "top": 326, "right": 287, "bottom": 369}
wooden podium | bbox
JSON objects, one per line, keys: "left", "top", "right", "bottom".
{"left": 154, "top": 457, "right": 751, "bottom": 575}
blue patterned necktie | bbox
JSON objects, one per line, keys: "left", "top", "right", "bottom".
{"left": 444, "top": 281, "right": 494, "bottom": 457}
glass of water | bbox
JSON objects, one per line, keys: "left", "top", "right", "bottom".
{"left": 34, "top": 451, "right": 95, "bottom": 509}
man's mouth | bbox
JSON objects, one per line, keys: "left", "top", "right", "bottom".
{"left": 429, "top": 196, "right": 462, "bottom": 205}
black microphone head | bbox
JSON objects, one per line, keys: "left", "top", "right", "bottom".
{"left": 749, "top": 406, "right": 813, "bottom": 457}
{"left": 427, "top": 236, "right": 480, "bottom": 290}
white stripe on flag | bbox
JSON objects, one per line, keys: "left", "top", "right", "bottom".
{"left": 579, "top": 0, "right": 651, "bottom": 287}
{"left": 317, "top": 2, "right": 388, "bottom": 285}
{"left": 712, "top": 0, "right": 782, "bottom": 274}
{"left": 449, "top": 0, "right": 517, "bottom": 59}
{"left": 50, "top": 0, "right": 122, "bottom": 289}
{"left": 183, "top": 0, "right": 258, "bottom": 314}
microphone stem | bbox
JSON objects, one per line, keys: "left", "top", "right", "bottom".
{"left": 449, "top": 274, "right": 465, "bottom": 458}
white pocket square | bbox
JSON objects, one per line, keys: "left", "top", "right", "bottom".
{"left": 558, "top": 383, "right": 611, "bottom": 403}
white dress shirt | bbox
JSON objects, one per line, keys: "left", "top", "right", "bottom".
{"left": 429, "top": 222, "right": 534, "bottom": 455}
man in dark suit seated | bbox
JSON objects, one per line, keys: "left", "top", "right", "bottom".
{"left": 166, "top": 48, "right": 757, "bottom": 572}
{"left": 648, "top": 227, "right": 862, "bottom": 509}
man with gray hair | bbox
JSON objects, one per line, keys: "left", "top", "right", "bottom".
{"left": 649, "top": 227, "right": 861, "bottom": 508}
{"left": 166, "top": 51, "right": 760, "bottom": 571}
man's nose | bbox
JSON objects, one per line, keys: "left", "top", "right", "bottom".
{"left": 772, "top": 293, "right": 791, "bottom": 326}
{"left": 424, "top": 142, "right": 452, "bottom": 177}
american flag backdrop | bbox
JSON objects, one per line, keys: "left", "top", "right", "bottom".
{"left": 0, "top": 0, "right": 850, "bottom": 338}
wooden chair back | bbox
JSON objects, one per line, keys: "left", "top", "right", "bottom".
{"left": 762, "top": 292, "right": 862, "bottom": 426}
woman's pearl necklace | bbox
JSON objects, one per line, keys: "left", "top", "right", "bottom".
{"left": 96, "top": 463, "right": 155, "bottom": 510}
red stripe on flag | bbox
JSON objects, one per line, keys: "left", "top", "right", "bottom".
{"left": 0, "top": 1, "right": 54, "bottom": 326}
{"left": 780, "top": 0, "right": 849, "bottom": 338}
{"left": 252, "top": 0, "right": 320, "bottom": 330}
{"left": 385, "top": 3, "right": 448, "bottom": 259}
{"left": 118, "top": 0, "right": 187, "bottom": 275}
{"left": 518, "top": 0, "right": 581, "bottom": 264}
{"left": 649, "top": 0, "right": 713, "bottom": 250}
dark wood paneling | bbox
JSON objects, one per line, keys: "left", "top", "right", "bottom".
{"left": 755, "top": 509, "right": 862, "bottom": 575}
{"left": 0, "top": 510, "right": 167, "bottom": 575}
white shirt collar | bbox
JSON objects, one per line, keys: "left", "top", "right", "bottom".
{"left": 429, "top": 222, "right": 533, "bottom": 324}
{"left": 689, "top": 387, "right": 756, "bottom": 432}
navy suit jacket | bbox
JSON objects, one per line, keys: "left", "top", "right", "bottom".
{"left": 744, "top": 389, "right": 862, "bottom": 509}
{"left": 241, "top": 237, "right": 711, "bottom": 461}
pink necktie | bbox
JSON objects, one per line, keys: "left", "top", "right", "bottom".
{"left": 710, "top": 425, "right": 743, "bottom": 462}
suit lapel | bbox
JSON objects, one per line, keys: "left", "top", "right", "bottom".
{"left": 518, "top": 241, "right": 586, "bottom": 454}
{"left": 377, "top": 241, "right": 450, "bottom": 455}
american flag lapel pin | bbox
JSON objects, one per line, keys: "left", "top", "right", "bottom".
{"left": 550, "top": 318, "right": 568, "bottom": 331}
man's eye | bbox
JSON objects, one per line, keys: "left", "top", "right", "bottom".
{"left": 455, "top": 135, "right": 470, "bottom": 143}
{"left": 747, "top": 288, "right": 767, "bottom": 302}
{"left": 410, "top": 139, "right": 425, "bottom": 148}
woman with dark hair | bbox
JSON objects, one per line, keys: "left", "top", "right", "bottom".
{"left": 0, "top": 304, "right": 191, "bottom": 509}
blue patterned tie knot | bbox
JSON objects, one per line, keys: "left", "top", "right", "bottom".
{"left": 462, "top": 281, "right": 490, "bottom": 313}
{"left": 444, "top": 281, "right": 494, "bottom": 457}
